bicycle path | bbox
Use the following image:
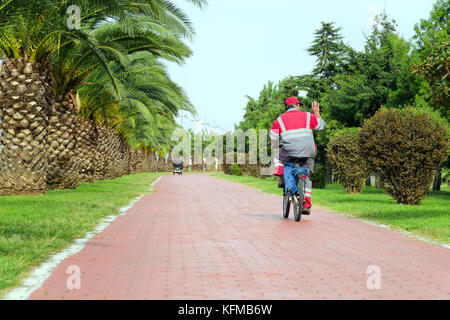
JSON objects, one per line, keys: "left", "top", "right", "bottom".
{"left": 28, "top": 174, "right": 450, "bottom": 299}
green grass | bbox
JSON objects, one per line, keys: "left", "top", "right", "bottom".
{"left": 0, "top": 172, "right": 163, "bottom": 297}
{"left": 213, "top": 174, "right": 450, "bottom": 245}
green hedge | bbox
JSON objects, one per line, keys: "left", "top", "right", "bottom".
{"left": 359, "top": 107, "right": 449, "bottom": 205}
{"left": 327, "top": 128, "right": 369, "bottom": 194}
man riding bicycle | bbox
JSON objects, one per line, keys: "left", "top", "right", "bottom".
{"left": 270, "top": 97, "right": 326, "bottom": 215}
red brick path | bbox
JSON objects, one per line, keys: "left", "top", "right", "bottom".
{"left": 30, "top": 174, "right": 450, "bottom": 299}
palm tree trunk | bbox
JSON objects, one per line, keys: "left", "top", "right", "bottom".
{"left": 111, "top": 130, "right": 127, "bottom": 178}
{"left": 118, "top": 138, "right": 131, "bottom": 176}
{"left": 142, "top": 151, "right": 152, "bottom": 172}
{"left": 157, "top": 157, "right": 167, "bottom": 172}
{"left": 134, "top": 149, "right": 141, "bottom": 173}
{"left": 95, "top": 124, "right": 114, "bottom": 180}
{"left": 76, "top": 118, "right": 99, "bottom": 183}
{"left": 46, "top": 96, "right": 80, "bottom": 189}
{"left": 129, "top": 149, "right": 138, "bottom": 174}
{"left": 99, "top": 126, "right": 128, "bottom": 179}
{"left": 0, "top": 56, "right": 53, "bottom": 195}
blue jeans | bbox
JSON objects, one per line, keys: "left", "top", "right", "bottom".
{"left": 283, "top": 163, "right": 307, "bottom": 195}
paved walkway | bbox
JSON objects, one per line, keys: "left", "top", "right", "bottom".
{"left": 29, "top": 174, "right": 450, "bottom": 299}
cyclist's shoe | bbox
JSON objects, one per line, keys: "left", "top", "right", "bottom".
{"left": 301, "top": 207, "right": 311, "bottom": 215}
{"left": 292, "top": 193, "right": 300, "bottom": 205}
{"left": 287, "top": 188, "right": 293, "bottom": 199}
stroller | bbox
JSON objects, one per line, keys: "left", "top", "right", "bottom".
{"left": 172, "top": 158, "right": 183, "bottom": 175}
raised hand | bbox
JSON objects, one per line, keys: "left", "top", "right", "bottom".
{"left": 311, "top": 101, "right": 321, "bottom": 118}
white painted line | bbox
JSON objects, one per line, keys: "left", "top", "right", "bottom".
{"left": 3, "top": 175, "right": 164, "bottom": 300}
{"left": 149, "top": 175, "right": 163, "bottom": 192}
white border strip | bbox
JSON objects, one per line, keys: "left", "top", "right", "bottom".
{"left": 362, "top": 219, "right": 450, "bottom": 249}
{"left": 3, "top": 175, "right": 163, "bottom": 300}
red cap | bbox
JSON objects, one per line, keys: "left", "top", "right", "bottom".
{"left": 285, "top": 97, "right": 301, "bottom": 105}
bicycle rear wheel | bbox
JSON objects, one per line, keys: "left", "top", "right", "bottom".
{"left": 283, "top": 194, "right": 290, "bottom": 219}
{"left": 293, "top": 199, "right": 301, "bottom": 222}
{"left": 294, "top": 178, "right": 306, "bottom": 222}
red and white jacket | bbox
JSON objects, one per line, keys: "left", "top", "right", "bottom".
{"left": 270, "top": 108, "right": 326, "bottom": 175}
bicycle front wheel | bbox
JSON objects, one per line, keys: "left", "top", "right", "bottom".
{"left": 293, "top": 199, "right": 301, "bottom": 222}
{"left": 283, "top": 194, "right": 290, "bottom": 219}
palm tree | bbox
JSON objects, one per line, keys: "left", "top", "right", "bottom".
{"left": 81, "top": 51, "right": 192, "bottom": 141}
{"left": 0, "top": 1, "right": 128, "bottom": 194}
{"left": 0, "top": 20, "right": 55, "bottom": 194}
{"left": 0, "top": 0, "right": 205, "bottom": 193}
{"left": 47, "top": 0, "right": 203, "bottom": 183}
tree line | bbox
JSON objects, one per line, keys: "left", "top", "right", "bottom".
{"left": 237, "top": 0, "right": 449, "bottom": 199}
{"left": 239, "top": 1, "right": 448, "bottom": 128}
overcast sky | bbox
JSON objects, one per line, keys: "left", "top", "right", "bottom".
{"left": 166, "top": 0, "right": 436, "bottom": 133}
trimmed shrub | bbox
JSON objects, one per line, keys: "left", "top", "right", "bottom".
{"left": 191, "top": 164, "right": 203, "bottom": 171}
{"left": 359, "top": 107, "right": 449, "bottom": 205}
{"left": 223, "top": 164, "right": 232, "bottom": 175}
{"left": 231, "top": 164, "right": 242, "bottom": 176}
{"left": 222, "top": 152, "right": 261, "bottom": 177}
{"left": 222, "top": 152, "right": 234, "bottom": 175}
{"left": 239, "top": 153, "right": 261, "bottom": 177}
{"left": 311, "top": 162, "right": 327, "bottom": 189}
{"left": 327, "top": 128, "right": 369, "bottom": 194}
{"left": 247, "top": 165, "right": 261, "bottom": 177}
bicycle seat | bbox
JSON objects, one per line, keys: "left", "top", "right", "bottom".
{"left": 289, "top": 158, "right": 309, "bottom": 176}
{"left": 292, "top": 157, "right": 308, "bottom": 167}
{"left": 295, "top": 167, "right": 309, "bottom": 176}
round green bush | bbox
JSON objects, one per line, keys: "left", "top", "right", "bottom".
{"left": 327, "top": 127, "right": 369, "bottom": 194}
{"left": 246, "top": 165, "right": 260, "bottom": 177}
{"left": 222, "top": 152, "right": 234, "bottom": 175}
{"left": 359, "top": 107, "right": 449, "bottom": 205}
{"left": 231, "top": 163, "right": 243, "bottom": 176}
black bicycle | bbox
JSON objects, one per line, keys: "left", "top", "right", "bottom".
{"left": 281, "top": 158, "right": 309, "bottom": 222}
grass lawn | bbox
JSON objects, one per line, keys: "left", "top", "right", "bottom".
{"left": 213, "top": 174, "right": 450, "bottom": 245}
{"left": 0, "top": 172, "right": 163, "bottom": 297}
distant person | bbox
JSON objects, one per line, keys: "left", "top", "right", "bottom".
{"left": 270, "top": 97, "right": 326, "bottom": 215}
{"left": 172, "top": 156, "right": 184, "bottom": 175}
{"left": 172, "top": 156, "right": 183, "bottom": 166}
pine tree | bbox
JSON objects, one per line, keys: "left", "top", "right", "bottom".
{"left": 307, "top": 22, "right": 346, "bottom": 82}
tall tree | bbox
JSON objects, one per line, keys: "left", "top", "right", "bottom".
{"left": 238, "top": 81, "right": 284, "bottom": 131}
{"left": 306, "top": 22, "right": 348, "bottom": 183}
{"left": 305, "top": 22, "right": 348, "bottom": 104}
{"left": 324, "top": 12, "right": 408, "bottom": 127}
{"left": 412, "top": 0, "right": 449, "bottom": 118}
{"left": 412, "top": 0, "right": 449, "bottom": 191}
{"left": 307, "top": 22, "right": 346, "bottom": 82}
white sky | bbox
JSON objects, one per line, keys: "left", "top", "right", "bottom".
{"left": 167, "top": 0, "right": 436, "bottom": 133}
